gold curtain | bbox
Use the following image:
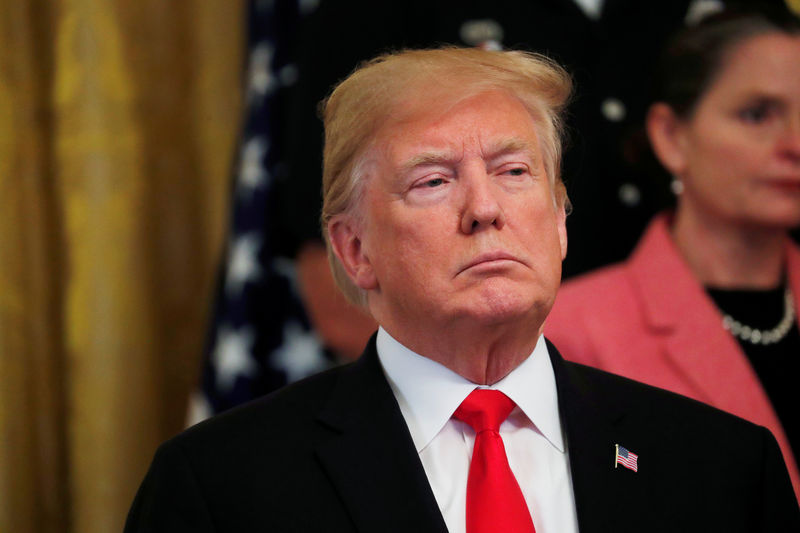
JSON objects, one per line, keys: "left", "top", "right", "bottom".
{"left": 0, "top": 1, "right": 244, "bottom": 532}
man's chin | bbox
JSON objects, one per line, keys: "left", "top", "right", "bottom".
{"left": 455, "top": 290, "right": 548, "bottom": 328}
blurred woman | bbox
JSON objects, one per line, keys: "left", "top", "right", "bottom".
{"left": 545, "top": 11, "right": 800, "bottom": 499}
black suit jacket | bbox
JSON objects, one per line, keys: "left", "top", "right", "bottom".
{"left": 126, "top": 339, "right": 799, "bottom": 532}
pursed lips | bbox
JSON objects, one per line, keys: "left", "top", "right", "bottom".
{"left": 457, "top": 251, "right": 524, "bottom": 275}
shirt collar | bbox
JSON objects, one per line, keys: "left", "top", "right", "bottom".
{"left": 376, "top": 327, "right": 565, "bottom": 454}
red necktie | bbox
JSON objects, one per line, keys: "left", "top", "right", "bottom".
{"left": 454, "top": 389, "right": 536, "bottom": 533}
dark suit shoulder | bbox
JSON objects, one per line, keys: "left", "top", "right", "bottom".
{"left": 565, "top": 358, "right": 777, "bottom": 442}
{"left": 560, "top": 359, "right": 800, "bottom": 532}
{"left": 158, "top": 361, "right": 359, "bottom": 475}
{"left": 127, "top": 362, "right": 364, "bottom": 533}
{"left": 567, "top": 359, "right": 760, "bottom": 425}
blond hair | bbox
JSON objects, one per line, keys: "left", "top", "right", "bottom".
{"left": 320, "top": 47, "right": 573, "bottom": 305}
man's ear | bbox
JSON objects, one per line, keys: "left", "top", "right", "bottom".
{"left": 327, "top": 215, "right": 378, "bottom": 291}
{"left": 646, "top": 103, "right": 688, "bottom": 176}
{"left": 554, "top": 183, "right": 568, "bottom": 261}
{"left": 557, "top": 201, "right": 568, "bottom": 261}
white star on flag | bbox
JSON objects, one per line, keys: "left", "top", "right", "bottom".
{"left": 213, "top": 326, "right": 258, "bottom": 391}
{"left": 238, "top": 136, "right": 269, "bottom": 192}
{"left": 270, "top": 320, "right": 330, "bottom": 383}
{"left": 247, "top": 42, "right": 276, "bottom": 100}
{"left": 225, "top": 233, "right": 262, "bottom": 296}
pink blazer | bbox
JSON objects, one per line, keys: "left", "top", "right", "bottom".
{"left": 545, "top": 213, "right": 800, "bottom": 500}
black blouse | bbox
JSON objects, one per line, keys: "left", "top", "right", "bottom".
{"left": 707, "top": 286, "right": 799, "bottom": 461}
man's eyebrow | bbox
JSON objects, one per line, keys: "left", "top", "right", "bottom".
{"left": 397, "top": 138, "right": 538, "bottom": 173}
{"left": 485, "top": 138, "right": 538, "bottom": 159}
{"left": 399, "top": 150, "right": 459, "bottom": 173}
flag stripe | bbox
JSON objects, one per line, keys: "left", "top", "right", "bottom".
{"left": 616, "top": 445, "right": 639, "bottom": 472}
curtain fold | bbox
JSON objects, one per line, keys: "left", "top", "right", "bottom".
{"left": 0, "top": 3, "right": 67, "bottom": 532}
{"left": 0, "top": 2, "right": 244, "bottom": 532}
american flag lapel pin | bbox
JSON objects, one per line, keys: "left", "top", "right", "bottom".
{"left": 614, "top": 444, "right": 639, "bottom": 472}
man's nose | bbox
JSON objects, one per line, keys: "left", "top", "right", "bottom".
{"left": 460, "top": 170, "right": 506, "bottom": 234}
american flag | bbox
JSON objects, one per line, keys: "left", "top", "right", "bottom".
{"left": 615, "top": 445, "right": 639, "bottom": 472}
{"left": 189, "top": 0, "right": 331, "bottom": 424}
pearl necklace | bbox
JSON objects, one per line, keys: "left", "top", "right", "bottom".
{"left": 721, "top": 287, "right": 795, "bottom": 345}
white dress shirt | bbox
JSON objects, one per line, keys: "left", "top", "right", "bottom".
{"left": 376, "top": 328, "right": 579, "bottom": 533}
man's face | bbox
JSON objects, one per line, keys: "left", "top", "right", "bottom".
{"left": 334, "top": 89, "right": 567, "bottom": 339}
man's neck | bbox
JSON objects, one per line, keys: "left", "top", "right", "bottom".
{"left": 377, "top": 316, "right": 544, "bottom": 385}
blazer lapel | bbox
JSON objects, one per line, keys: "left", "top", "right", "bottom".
{"left": 787, "top": 241, "right": 800, "bottom": 332}
{"left": 627, "top": 216, "right": 799, "bottom": 498}
{"left": 549, "top": 341, "right": 648, "bottom": 533}
{"left": 314, "top": 339, "right": 448, "bottom": 533}
{"left": 627, "top": 216, "right": 779, "bottom": 426}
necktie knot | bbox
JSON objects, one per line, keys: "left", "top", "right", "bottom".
{"left": 454, "top": 389, "right": 516, "bottom": 434}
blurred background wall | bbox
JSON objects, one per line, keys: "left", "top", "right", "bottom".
{"left": 0, "top": 1, "right": 245, "bottom": 532}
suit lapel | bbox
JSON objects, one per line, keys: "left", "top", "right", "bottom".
{"left": 780, "top": 243, "right": 800, "bottom": 494}
{"left": 318, "top": 336, "right": 654, "bottom": 533}
{"left": 314, "top": 339, "right": 448, "bottom": 533}
{"left": 549, "top": 341, "right": 648, "bottom": 533}
{"left": 628, "top": 216, "right": 779, "bottom": 425}
{"left": 626, "top": 216, "right": 800, "bottom": 498}
{"left": 787, "top": 242, "right": 800, "bottom": 333}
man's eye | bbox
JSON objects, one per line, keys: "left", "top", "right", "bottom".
{"left": 500, "top": 166, "right": 528, "bottom": 178}
{"left": 424, "top": 178, "right": 445, "bottom": 187}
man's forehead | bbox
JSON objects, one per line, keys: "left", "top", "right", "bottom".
{"left": 398, "top": 87, "right": 531, "bottom": 122}
{"left": 377, "top": 90, "right": 540, "bottom": 152}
